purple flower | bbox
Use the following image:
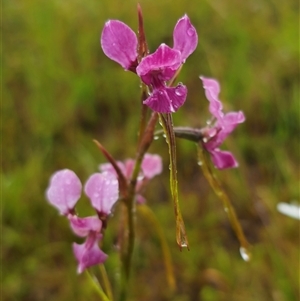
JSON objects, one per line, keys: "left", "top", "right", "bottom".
{"left": 200, "top": 76, "right": 245, "bottom": 169}
{"left": 101, "top": 15, "right": 198, "bottom": 113}
{"left": 69, "top": 215, "right": 107, "bottom": 273}
{"left": 68, "top": 215, "right": 102, "bottom": 237}
{"left": 84, "top": 172, "right": 119, "bottom": 216}
{"left": 101, "top": 20, "right": 138, "bottom": 72}
{"left": 73, "top": 232, "right": 108, "bottom": 274}
{"left": 99, "top": 153, "right": 163, "bottom": 203}
{"left": 46, "top": 169, "right": 119, "bottom": 216}
{"left": 46, "top": 169, "right": 117, "bottom": 273}
{"left": 46, "top": 169, "right": 82, "bottom": 215}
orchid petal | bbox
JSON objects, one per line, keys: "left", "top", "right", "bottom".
{"left": 84, "top": 173, "right": 119, "bottom": 215}
{"left": 200, "top": 76, "right": 223, "bottom": 120}
{"left": 143, "top": 83, "right": 187, "bottom": 113}
{"left": 142, "top": 154, "right": 163, "bottom": 179}
{"left": 46, "top": 169, "right": 82, "bottom": 215}
{"left": 137, "top": 44, "right": 181, "bottom": 85}
{"left": 68, "top": 215, "right": 102, "bottom": 237}
{"left": 223, "top": 111, "right": 245, "bottom": 132}
{"left": 101, "top": 20, "right": 138, "bottom": 70}
{"left": 173, "top": 15, "right": 198, "bottom": 62}
{"left": 73, "top": 233, "right": 107, "bottom": 274}
{"left": 210, "top": 149, "right": 239, "bottom": 169}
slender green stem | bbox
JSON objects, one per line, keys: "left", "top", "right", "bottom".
{"left": 137, "top": 204, "right": 176, "bottom": 293}
{"left": 197, "top": 145, "right": 251, "bottom": 260}
{"left": 99, "top": 264, "right": 114, "bottom": 301}
{"left": 86, "top": 270, "right": 111, "bottom": 301}
{"left": 119, "top": 112, "right": 159, "bottom": 301}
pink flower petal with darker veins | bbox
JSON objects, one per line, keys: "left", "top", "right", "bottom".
{"left": 84, "top": 173, "right": 119, "bottom": 215}
{"left": 101, "top": 20, "right": 138, "bottom": 71}
{"left": 137, "top": 44, "right": 181, "bottom": 85}
{"left": 143, "top": 83, "right": 187, "bottom": 113}
{"left": 46, "top": 169, "right": 82, "bottom": 215}
{"left": 173, "top": 15, "right": 198, "bottom": 62}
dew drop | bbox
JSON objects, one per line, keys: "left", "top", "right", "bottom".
{"left": 203, "top": 137, "right": 208, "bottom": 143}
{"left": 169, "top": 104, "right": 175, "bottom": 113}
{"left": 187, "top": 28, "right": 195, "bottom": 36}
{"left": 175, "top": 89, "right": 183, "bottom": 96}
{"left": 206, "top": 120, "right": 211, "bottom": 125}
{"left": 154, "top": 135, "right": 160, "bottom": 140}
{"left": 181, "top": 242, "right": 188, "bottom": 248}
{"left": 197, "top": 161, "right": 202, "bottom": 166}
{"left": 240, "top": 247, "right": 251, "bottom": 262}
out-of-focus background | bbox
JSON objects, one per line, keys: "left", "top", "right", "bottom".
{"left": 3, "top": 0, "right": 299, "bottom": 300}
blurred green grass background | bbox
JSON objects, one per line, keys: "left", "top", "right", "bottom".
{"left": 3, "top": 0, "right": 299, "bottom": 300}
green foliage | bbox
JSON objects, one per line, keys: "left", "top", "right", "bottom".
{"left": 3, "top": 0, "right": 299, "bottom": 300}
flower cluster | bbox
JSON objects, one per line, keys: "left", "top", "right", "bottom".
{"left": 200, "top": 77, "right": 245, "bottom": 169}
{"left": 46, "top": 154, "right": 162, "bottom": 273}
{"left": 101, "top": 15, "right": 198, "bottom": 113}
{"left": 46, "top": 169, "right": 118, "bottom": 273}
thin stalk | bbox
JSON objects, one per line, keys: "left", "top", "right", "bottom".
{"left": 197, "top": 145, "right": 251, "bottom": 260}
{"left": 86, "top": 270, "right": 111, "bottom": 301}
{"left": 99, "top": 264, "right": 114, "bottom": 301}
{"left": 159, "top": 113, "right": 189, "bottom": 250}
{"left": 119, "top": 112, "right": 159, "bottom": 301}
{"left": 137, "top": 204, "right": 176, "bottom": 293}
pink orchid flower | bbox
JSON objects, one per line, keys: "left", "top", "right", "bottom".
{"left": 200, "top": 77, "right": 245, "bottom": 169}
{"left": 101, "top": 15, "right": 198, "bottom": 113}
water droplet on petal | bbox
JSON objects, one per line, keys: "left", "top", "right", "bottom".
{"left": 240, "top": 247, "right": 251, "bottom": 262}
{"left": 187, "top": 28, "right": 195, "bottom": 36}
{"left": 169, "top": 104, "right": 175, "bottom": 113}
{"left": 175, "top": 89, "right": 183, "bottom": 96}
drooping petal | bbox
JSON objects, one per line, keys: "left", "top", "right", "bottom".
{"left": 46, "top": 169, "right": 82, "bottom": 215}
{"left": 68, "top": 215, "right": 102, "bottom": 237}
{"left": 222, "top": 111, "right": 245, "bottom": 132}
{"left": 84, "top": 173, "right": 119, "bottom": 215}
{"left": 173, "top": 15, "right": 198, "bottom": 62}
{"left": 141, "top": 154, "right": 163, "bottom": 179}
{"left": 200, "top": 76, "right": 223, "bottom": 120}
{"left": 137, "top": 44, "right": 181, "bottom": 85}
{"left": 73, "top": 233, "right": 107, "bottom": 274}
{"left": 143, "top": 83, "right": 187, "bottom": 113}
{"left": 101, "top": 20, "right": 138, "bottom": 71}
{"left": 210, "top": 149, "right": 239, "bottom": 169}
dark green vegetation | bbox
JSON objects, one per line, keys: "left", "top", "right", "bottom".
{"left": 3, "top": 0, "right": 299, "bottom": 300}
